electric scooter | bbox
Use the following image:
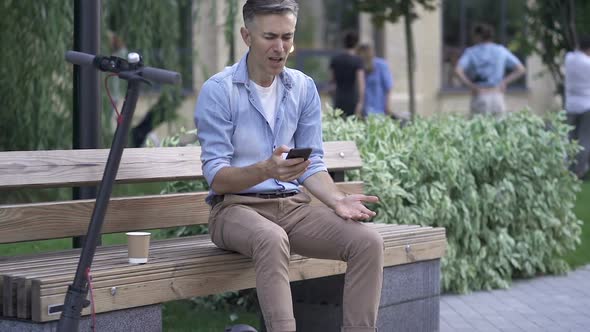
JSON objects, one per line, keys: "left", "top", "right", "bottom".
{"left": 57, "top": 50, "right": 180, "bottom": 332}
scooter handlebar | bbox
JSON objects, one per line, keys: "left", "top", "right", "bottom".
{"left": 65, "top": 50, "right": 94, "bottom": 67}
{"left": 65, "top": 50, "right": 181, "bottom": 85}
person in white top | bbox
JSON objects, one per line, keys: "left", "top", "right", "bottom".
{"left": 565, "top": 35, "right": 590, "bottom": 179}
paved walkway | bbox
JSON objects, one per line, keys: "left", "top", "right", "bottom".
{"left": 439, "top": 264, "right": 590, "bottom": 331}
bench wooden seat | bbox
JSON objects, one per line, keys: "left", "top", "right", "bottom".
{"left": 0, "top": 141, "right": 446, "bottom": 331}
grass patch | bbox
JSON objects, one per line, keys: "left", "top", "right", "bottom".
{"left": 162, "top": 300, "right": 260, "bottom": 332}
{"left": 0, "top": 233, "right": 128, "bottom": 256}
{"left": 565, "top": 181, "right": 590, "bottom": 268}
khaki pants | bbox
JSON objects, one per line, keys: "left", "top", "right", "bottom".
{"left": 208, "top": 192, "right": 384, "bottom": 332}
{"left": 470, "top": 91, "right": 506, "bottom": 116}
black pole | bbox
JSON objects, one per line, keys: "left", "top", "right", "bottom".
{"left": 73, "top": 0, "right": 101, "bottom": 248}
{"left": 57, "top": 78, "right": 142, "bottom": 332}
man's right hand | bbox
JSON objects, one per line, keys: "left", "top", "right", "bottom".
{"left": 209, "top": 145, "right": 310, "bottom": 194}
{"left": 264, "top": 145, "right": 310, "bottom": 182}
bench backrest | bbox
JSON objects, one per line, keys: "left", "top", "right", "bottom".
{"left": 0, "top": 141, "right": 363, "bottom": 244}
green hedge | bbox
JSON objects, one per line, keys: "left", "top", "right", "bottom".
{"left": 322, "top": 110, "right": 582, "bottom": 293}
{"left": 164, "top": 110, "right": 581, "bottom": 295}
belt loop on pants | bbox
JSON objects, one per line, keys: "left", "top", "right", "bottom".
{"left": 210, "top": 195, "right": 224, "bottom": 208}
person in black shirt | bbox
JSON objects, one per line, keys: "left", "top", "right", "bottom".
{"left": 329, "top": 31, "right": 365, "bottom": 118}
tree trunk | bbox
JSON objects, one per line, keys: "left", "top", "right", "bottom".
{"left": 558, "top": 0, "right": 577, "bottom": 108}
{"left": 565, "top": 0, "right": 578, "bottom": 51}
{"left": 178, "top": 0, "right": 194, "bottom": 91}
{"left": 403, "top": 3, "right": 416, "bottom": 119}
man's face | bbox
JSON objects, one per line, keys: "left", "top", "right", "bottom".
{"left": 241, "top": 13, "right": 296, "bottom": 86}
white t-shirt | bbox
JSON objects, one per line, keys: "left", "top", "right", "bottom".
{"left": 565, "top": 50, "right": 590, "bottom": 114}
{"left": 251, "top": 78, "right": 278, "bottom": 131}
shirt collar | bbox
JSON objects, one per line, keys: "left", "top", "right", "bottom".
{"left": 233, "top": 52, "right": 294, "bottom": 90}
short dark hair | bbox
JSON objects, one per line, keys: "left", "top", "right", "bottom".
{"left": 472, "top": 23, "right": 495, "bottom": 41}
{"left": 579, "top": 35, "right": 590, "bottom": 51}
{"left": 243, "top": 0, "right": 299, "bottom": 25}
{"left": 343, "top": 31, "right": 359, "bottom": 49}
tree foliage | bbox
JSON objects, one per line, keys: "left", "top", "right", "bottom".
{"left": 0, "top": 1, "right": 186, "bottom": 151}
{"left": 519, "top": 0, "right": 575, "bottom": 98}
{"left": 0, "top": 1, "right": 73, "bottom": 151}
{"left": 224, "top": 0, "right": 239, "bottom": 65}
{"left": 519, "top": 0, "right": 590, "bottom": 100}
{"left": 104, "top": 0, "right": 184, "bottom": 147}
{"left": 356, "top": 0, "right": 436, "bottom": 25}
{"left": 105, "top": 0, "right": 181, "bottom": 69}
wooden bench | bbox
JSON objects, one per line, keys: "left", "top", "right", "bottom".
{"left": 0, "top": 141, "right": 446, "bottom": 331}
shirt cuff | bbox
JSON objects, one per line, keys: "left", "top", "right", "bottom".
{"left": 204, "top": 160, "right": 231, "bottom": 187}
{"left": 298, "top": 163, "right": 327, "bottom": 184}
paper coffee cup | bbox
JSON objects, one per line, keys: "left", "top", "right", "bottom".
{"left": 126, "top": 232, "right": 151, "bottom": 264}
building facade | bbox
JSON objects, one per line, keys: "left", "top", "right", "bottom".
{"left": 152, "top": 0, "right": 560, "bottom": 141}
{"left": 357, "top": 1, "right": 559, "bottom": 116}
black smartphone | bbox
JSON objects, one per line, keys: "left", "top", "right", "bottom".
{"left": 286, "top": 147, "right": 312, "bottom": 161}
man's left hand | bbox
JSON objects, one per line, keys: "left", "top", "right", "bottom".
{"left": 333, "top": 194, "right": 379, "bottom": 221}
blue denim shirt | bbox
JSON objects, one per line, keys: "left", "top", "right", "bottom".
{"left": 457, "top": 42, "right": 522, "bottom": 88}
{"left": 194, "top": 53, "right": 327, "bottom": 199}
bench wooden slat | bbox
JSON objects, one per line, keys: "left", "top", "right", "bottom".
{"left": 0, "top": 141, "right": 362, "bottom": 189}
{"left": 1, "top": 277, "right": 14, "bottom": 317}
{"left": 7, "top": 227, "right": 445, "bottom": 288}
{"left": 0, "top": 233, "right": 231, "bottom": 267}
{"left": 0, "top": 226, "right": 441, "bottom": 288}
{"left": 0, "top": 147, "right": 199, "bottom": 189}
{"left": 11, "top": 228, "right": 445, "bottom": 321}
{"left": 33, "top": 240, "right": 446, "bottom": 322}
{"left": 33, "top": 237, "right": 447, "bottom": 322}
{"left": 1, "top": 225, "right": 445, "bottom": 320}
{"left": 0, "top": 182, "right": 364, "bottom": 244}
{"left": 16, "top": 278, "right": 30, "bottom": 319}
{"left": 0, "top": 224, "right": 445, "bottom": 318}
{"left": 2, "top": 227, "right": 442, "bottom": 285}
{"left": 0, "top": 224, "right": 433, "bottom": 275}
{"left": 5, "top": 252, "right": 250, "bottom": 320}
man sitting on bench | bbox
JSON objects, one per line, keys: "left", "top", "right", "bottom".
{"left": 194, "top": 1, "right": 384, "bottom": 331}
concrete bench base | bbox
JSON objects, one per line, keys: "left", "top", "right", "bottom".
{"left": 0, "top": 304, "right": 161, "bottom": 332}
{"left": 289, "top": 259, "right": 441, "bottom": 332}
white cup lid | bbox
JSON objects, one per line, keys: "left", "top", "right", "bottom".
{"left": 126, "top": 232, "right": 151, "bottom": 236}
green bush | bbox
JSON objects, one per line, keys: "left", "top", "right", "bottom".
{"left": 322, "top": 109, "right": 582, "bottom": 293}
{"left": 163, "top": 110, "right": 581, "bottom": 298}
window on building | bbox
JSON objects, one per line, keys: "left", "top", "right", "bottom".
{"left": 441, "top": 0, "right": 526, "bottom": 90}
{"left": 288, "top": 0, "right": 359, "bottom": 93}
